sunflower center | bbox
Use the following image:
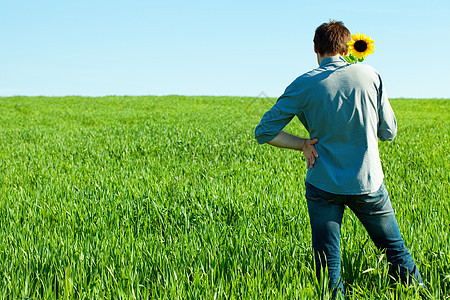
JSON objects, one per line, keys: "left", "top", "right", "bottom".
{"left": 354, "top": 40, "right": 368, "bottom": 52}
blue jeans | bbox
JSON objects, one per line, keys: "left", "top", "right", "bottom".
{"left": 305, "top": 182, "right": 422, "bottom": 299}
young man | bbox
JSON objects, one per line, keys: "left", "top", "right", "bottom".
{"left": 255, "top": 20, "right": 422, "bottom": 298}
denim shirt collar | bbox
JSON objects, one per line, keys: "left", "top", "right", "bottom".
{"left": 320, "top": 55, "right": 347, "bottom": 67}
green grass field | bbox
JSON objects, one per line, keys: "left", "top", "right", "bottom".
{"left": 0, "top": 96, "right": 448, "bottom": 299}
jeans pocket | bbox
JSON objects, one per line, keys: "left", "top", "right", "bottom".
{"left": 355, "top": 183, "right": 389, "bottom": 213}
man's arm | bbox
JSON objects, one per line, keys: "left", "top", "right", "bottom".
{"left": 377, "top": 75, "right": 397, "bottom": 141}
{"left": 254, "top": 82, "right": 318, "bottom": 168}
{"left": 268, "top": 131, "right": 319, "bottom": 168}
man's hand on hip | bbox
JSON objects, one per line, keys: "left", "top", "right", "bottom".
{"left": 267, "top": 131, "right": 319, "bottom": 168}
{"left": 303, "top": 138, "right": 319, "bottom": 168}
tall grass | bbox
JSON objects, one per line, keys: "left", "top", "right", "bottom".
{"left": 0, "top": 96, "right": 448, "bottom": 299}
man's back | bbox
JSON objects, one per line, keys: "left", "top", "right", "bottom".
{"left": 255, "top": 56, "right": 397, "bottom": 194}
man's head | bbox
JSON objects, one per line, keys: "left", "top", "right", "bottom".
{"left": 313, "top": 20, "right": 351, "bottom": 58}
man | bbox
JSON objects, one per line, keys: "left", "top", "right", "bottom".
{"left": 255, "top": 20, "right": 422, "bottom": 298}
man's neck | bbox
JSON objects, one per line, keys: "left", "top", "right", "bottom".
{"left": 317, "top": 53, "right": 343, "bottom": 65}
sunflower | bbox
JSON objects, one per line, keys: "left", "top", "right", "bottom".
{"left": 347, "top": 33, "right": 375, "bottom": 60}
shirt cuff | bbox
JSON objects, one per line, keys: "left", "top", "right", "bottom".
{"left": 255, "top": 133, "right": 277, "bottom": 144}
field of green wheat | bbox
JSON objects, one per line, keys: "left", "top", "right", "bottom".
{"left": 0, "top": 96, "right": 448, "bottom": 299}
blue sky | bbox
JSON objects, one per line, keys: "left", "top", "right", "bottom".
{"left": 1, "top": 0, "right": 449, "bottom": 98}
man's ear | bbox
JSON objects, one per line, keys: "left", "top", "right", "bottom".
{"left": 314, "top": 44, "right": 318, "bottom": 54}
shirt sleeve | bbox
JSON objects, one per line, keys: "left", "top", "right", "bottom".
{"left": 377, "top": 75, "right": 397, "bottom": 141}
{"left": 255, "top": 82, "right": 301, "bottom": 144}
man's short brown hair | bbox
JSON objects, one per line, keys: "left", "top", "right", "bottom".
{"left": 313, "top": 20, "right": 351, "bottom": 56}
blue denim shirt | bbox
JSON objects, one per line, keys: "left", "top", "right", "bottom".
{"left": 255, "top": 56, "right": 397, "bottom": 194}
